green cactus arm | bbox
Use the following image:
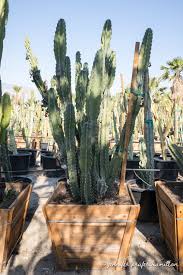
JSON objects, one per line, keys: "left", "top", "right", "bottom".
{"left": 101, "top": 19, "right": 112, "bottom": 52}
{"left": 0, "top": 93, "right": 11, "bottom": 130}
{"left": 25, "top": 38, "right": 48, "bottom": 105}
{"left": 48, "top": 88, "right": 66, "bottom": 161}
{"left": 75, "top": 51, "right": 82, "bottom": 84}
{"left": 54, "top": 19, "right": 80, "bottom": 199}
{"left": 0, "top": 93, "right": 12, "bottom": 181}
{"left": 8, "top": 128, "right": 17, "bottom": 154}
{"left": 54, "top": 19, "right": 67, "bottom": 76}
{"left": 137, "top": 28, "right": 153, "bottom": 95}
{"left": 0, "top": 0, "right": 8, "bottom": 68}
{"left": 138, "top": 28, "right": 153, "bottom": 70}
{"left": 143, "top": 69, "right": 154, "bottom": 186}
{"left": 64, "top": 103, "right": 80, "bottom": 200}
{"left": 79, "top": 121, "right": 95, "bottom": 204}
{"left": 98, "top": 93, "right": 111, "bottom": 189}
{"left": 75, "top": 52, "right": 89, "bottom": 142}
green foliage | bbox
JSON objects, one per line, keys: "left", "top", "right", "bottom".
{"left": 161, "top": 57, "right": 183, "bottom": 80}
{"left": 167, "top": 138, "right": 183, "bottom": 172}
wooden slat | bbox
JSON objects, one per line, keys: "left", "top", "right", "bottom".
{"left": 176, "top": 204, "right": 183, "bottom": 272}
{"left": 0, "top": 183, "right": 32, "bottom": 271}
{"left": 43, "top": 181, "right": 139, "bottom": 271}
{"left": 115, "top": 205, "right": 140, "bottom": 270}
{"left": 156, "top": 181, "right": 183, "bottom": 272}
{"left": 156, "top": 181, "right": 175, "bottom": 212}
{"left": 159, "top": 200, "right": 175, "bottom": 255}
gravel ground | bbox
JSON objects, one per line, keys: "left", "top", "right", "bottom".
{"left": 1, "top": 173, "right": 179, "bottom": 275}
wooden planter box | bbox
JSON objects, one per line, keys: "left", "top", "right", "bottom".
{"left": 156, "top": 181, "right": 183, "bottom": 272}
{"left": 43, "top": 181, "right": 140, "bottom": 271}
{"left": 0, "top": 181, "right": 32, "bottom": 271}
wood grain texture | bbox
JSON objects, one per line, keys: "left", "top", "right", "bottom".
{"left": 156, "top": 181, "right": 183, "bottom": 272}
{"left": 0, "top": 183, "right": 32, "bottom": 272}
{"left": 43, "top": 182, "right": 139, "bottom": 271}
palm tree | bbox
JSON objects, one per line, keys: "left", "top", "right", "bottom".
{"left": 149, "top": 76, "right": 167, "bottom": 103}
{"left": 161, "top": 57, "right": 183, "bottom": 141}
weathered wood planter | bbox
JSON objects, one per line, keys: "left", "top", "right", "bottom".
{"left": 43, "top": 181, "right": 140, "bottom": 271}
{"left": 0, "top": 179, "right": 32, "bottom": 271}
{"left": 156, "top": 181, "right": 183, "bottom": 272}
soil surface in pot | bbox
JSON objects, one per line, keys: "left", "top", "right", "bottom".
{"left": 161, "top": 181, "right": 183, "bottom": 202}
{"left": 0, "top": 180, "right": 26, "bottom": 208}
{"left": 50, "top": 181, "right": 132, "bottom": 205}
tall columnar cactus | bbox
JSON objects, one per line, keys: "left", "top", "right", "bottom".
{"left": 109, "top": 28, "right": 153, "bottom": 189}
{"left": 25, "top": 37, "right": 66, "bottom": 161}
{"left": 0, "top": 0, "right": 11, "bottom": 181}
{"left": 0, "top": 93, "right": 12, "bottom": 181}
{"left": 75, "top": 51, "right": 89, "bottom": 143}
{"left": 0, "top": 93, "right": 11, "bottom": 143}
{"left": 143, "top": 68, "right": 154, "bottom": 187}
{"left": 0, "top": 0, "right": 8, "bottom": 67}
{"left": 79, "top": 19, "right": 116, "bottom": 203}
{"left": 26, "top": 19, "right": 116, "bottom": 204}
{"left": 133, "top": 29, "right": 154, "bottom": 188}
{"left": 25, "top": 38, "right": 48, "bottom": 107}
{"left": 54, "top": 20, "right": 80, "bottom": 200}
{"left": 20, "top": 91, "right": 36, "bottom": 148}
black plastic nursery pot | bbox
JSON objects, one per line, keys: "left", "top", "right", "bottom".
{"left": 9, "top": 153, "right": 31, "bottom": 175}
{"left": 130, "top": 179, "right": 158, "bottom": 222}
{"left": 40, "top": 151, "right": 54, "bottom": 165}
{"left": 126, "top": 156, "right": 140, "bottom": 180}
{"left": 17, "top": 148, "right": 38, "bottom": 167}
{"left": 41, "top": 153, "right": 66, "bottom": 178}
{"left": 154, "top": 156, "right": 179, "bottom": 181}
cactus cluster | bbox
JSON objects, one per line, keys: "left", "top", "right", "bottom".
{"left": 26, "top": 19, "right": 154, "bottom": 202}
{"left": 26, "top": 19, "right": 116, "bottom": 203}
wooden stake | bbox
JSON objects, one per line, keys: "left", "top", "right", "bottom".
{"left": 119, "top": 42, "right": 140, "bottom": 196}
